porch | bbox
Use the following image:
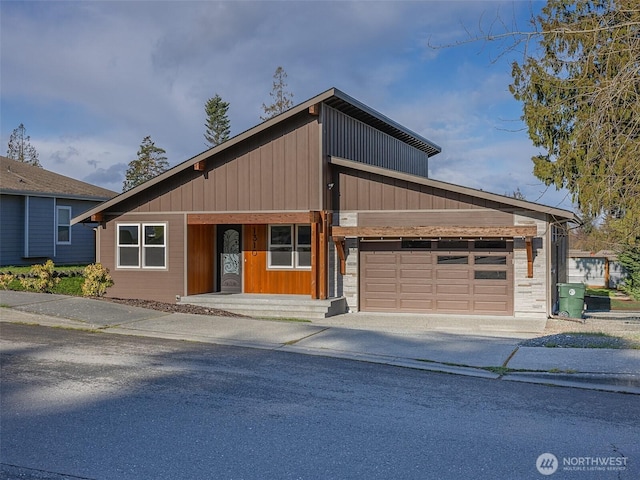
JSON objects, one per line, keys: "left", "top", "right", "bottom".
{"left": 178, "top": 293, "right": 347, "bottom": 320}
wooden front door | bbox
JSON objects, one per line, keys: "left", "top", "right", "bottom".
{"left": 217, "top": 225, "right": 242, "bottom": 293}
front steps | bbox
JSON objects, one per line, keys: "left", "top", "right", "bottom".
{"left": 178, "top": 293, "right": 347, "bottom": 320}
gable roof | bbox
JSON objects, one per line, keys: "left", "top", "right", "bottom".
{"left": 330, "top": 156, "right": 577, "bottom": 222}
{"left": 1, "top": 155, "right": 117, "bottom": 200}
{"left": 73, "top": 88, "right": 442, "bottom": 224}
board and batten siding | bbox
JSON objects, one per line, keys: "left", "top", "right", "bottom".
{"left": 26, "top": 196, "right": 55, "bottom": 258}
{"left": 99, "top": 213, "right": 186, "bottom": 303}
{"left": 335, "top": 168, "right": 513, "bottom": 215}
{"left": 54, "top": 198, "right": 100, "bottom": 265}
{"left": 0, "top": 194, "right": 25, "bottom": 266}
{"left": 324, "top": 105, "right": 430, "bottom": 177}
{"left": 129, "top": 113, "right": 322, "bottom": 214}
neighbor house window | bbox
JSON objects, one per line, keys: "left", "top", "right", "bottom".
{"left": 117, "top": 223, "right": 166, "bottom": 269}
{"left": 56, "top": 206, "right": 72, "bottom": 244}
{"left": 268, "top": 224, "right": 312, "bottom": 269}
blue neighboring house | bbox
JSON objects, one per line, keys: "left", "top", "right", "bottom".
{"left": 0, "top": 155, "right": 117, "bottom": 267}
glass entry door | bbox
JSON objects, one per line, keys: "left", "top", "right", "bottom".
{"left": 217, "top": 225, "right": 242, "bottom": 293}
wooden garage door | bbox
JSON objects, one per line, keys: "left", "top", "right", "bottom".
{"left": 360, "top": 240, "right": 513, "bottom": 315}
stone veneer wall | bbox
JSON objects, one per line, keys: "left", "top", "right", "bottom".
{"left": 330, "top": 212, "right": 359, "bottom": 312}
{"left": 513, "top": 211, "right": 549, "bottom": 318}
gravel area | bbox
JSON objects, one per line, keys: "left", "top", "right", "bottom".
{"left": 521, "top": 316, "right": 640, "bottom": 349}
{"left": 98, "top": 297, "right": 247, "bottom": 318}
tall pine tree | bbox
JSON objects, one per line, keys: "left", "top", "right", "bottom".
{"left": 509, "top": 0, "right": 640, "bottom": 242}
{"left": 122, "top": 136, "right": 169, "bottom": 191}
{"left": 261, "top": 66, "right": 294, "bottom": 121}
{"left": 204, "top": 94, "right": 231, "bottom": 148}
{"left": 7, "top": 123, "right": 41, "bottom": 167}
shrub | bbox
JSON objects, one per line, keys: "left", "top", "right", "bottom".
{"left": 20, "top": 260, "right": 60, "bottom": 293}
{"left": 0, "top": 273, "right": 15, "bottom": 290}
{"left": 82, "top": 263, "right": 114, "bottom": 297}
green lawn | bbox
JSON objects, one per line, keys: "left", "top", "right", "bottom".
{"left": 586, "top": 288, "right": 640, "bottom": 310}
{"left": 1, "top": 265, "right": 86, "bottom": 296}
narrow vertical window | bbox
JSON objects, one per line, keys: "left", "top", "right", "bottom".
{"left": 268, "top": 225, "right": 293, "bottom": 268}
{"left": 117, "top": 224, "right": 140, "bottom": 267}
{"left": 296, "top": 225, "right": 311, "bottom": 268}
{"left": 56, "top": 206, "right": 72, "bottom": 244}
{"left": 143, "top": 224, "right": 166, "bottom": 268}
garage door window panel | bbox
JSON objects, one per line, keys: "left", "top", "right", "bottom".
{"left": 474, "top": 271, "right": 508, "bottom": 280}
{"left": 474, "top": 256, "right": 507, "bottom": 265}
{"left": 474, "top": 240, "right": 508, "bottom": 250}
{"left": 401, "top": 240, "right": 431, "bottom": 249}
{"left": 437, "top": 240, "right": 469, "bottom": 250}
{"left": 437, "top": 255, "right": 468, "bottom": 264}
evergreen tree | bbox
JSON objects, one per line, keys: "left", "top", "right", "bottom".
{"left": 509, "top": 0, "right": 640, "bottom": 242}
{"left": 204, "top": 94, "right": 231, "bottom": 148}
{"left": 7, "top": 123, "right": 41, "bottom": 167}
{"left": 122, "top": 136, "right": 169, "bottom": 192}
{"left": 261, "top": 66, "right": 294, "bottom": 121}
{"left": 618, "top": 245, "right": 640, "bottom": 300}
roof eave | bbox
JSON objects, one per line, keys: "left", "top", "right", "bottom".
{"left": 329, "top": 156, "right": 577, "bottom": 222}
{"left": 2, "top": 188, "right": 114, "bottom": 202}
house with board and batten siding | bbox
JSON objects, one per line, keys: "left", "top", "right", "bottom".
{"left": 1, "top": 155, "right": 116, "bottom": 267}
{"left": 73, "top": 88, "right": 576, "bottom": 319}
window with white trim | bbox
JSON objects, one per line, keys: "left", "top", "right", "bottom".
{"left": 56, "top": 206, "right": 72, "bottom": 244}
{"left": 268, "top": 224, "right": 312, "bottom": 269}
{"left": 117, "top": 223, "right": 166, "bottom": 269}
{"left": 143, "top": 224, "right": 166, "bottom": 267}
{"left": 296, "top": 225, "right": 311, "bottom": 268}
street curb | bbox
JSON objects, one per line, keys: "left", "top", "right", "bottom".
{"left": 503, "top": 372, "right": 640, "bottom": 395}
{"left": 279, "top": 345, "right": 502, "bottom": 379}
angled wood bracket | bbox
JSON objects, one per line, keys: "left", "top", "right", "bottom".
{"left": 194, "top": 160, "right": 206, "bottom": 171}
{"left": 333, "top": 236, "right": 346, "bottom": 275}
{"left": 525, "top": 236, "right": 534, "bottom": 278}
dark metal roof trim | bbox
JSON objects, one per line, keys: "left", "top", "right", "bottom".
{"left": 324, "top": 89, "right": 442, "bottom": 156}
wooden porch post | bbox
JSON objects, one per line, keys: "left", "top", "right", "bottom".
{"left": 311, "top": 219, "right": 319, "bottom": 299}
{"left": 318, "top": 211, "right": 329, "bottom": 300}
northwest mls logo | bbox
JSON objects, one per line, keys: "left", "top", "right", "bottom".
{"left": 536, "top": 453, "right": 559, "bottom": 475}
{"left": 536, "top": 452, "right": 628, "bottom": 475}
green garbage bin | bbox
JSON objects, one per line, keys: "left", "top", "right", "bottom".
{"left": 557, "top": 283, "right": 586, "bottom": 318}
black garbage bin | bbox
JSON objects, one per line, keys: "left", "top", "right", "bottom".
{"left": 557, "top": 283, "right": 586, "bottom": 318}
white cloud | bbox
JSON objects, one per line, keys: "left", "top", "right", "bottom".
{"left": 1, "top": 1, "right": 571, "bottom": 209}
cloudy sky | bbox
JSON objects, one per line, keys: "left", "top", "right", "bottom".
{"left": 0, "top": 0, "right": 572, "bottom": 210}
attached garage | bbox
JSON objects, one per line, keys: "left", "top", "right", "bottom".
{"left": 360, "top": 239, "right": 513, "bottom": 315}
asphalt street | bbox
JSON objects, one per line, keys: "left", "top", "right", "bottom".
{"left": 2, "top": 323, "right": 639, "bottom": 480}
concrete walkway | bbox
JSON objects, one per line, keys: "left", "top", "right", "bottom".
{"left": 1, "top": 290, "right": 639, "bottom": 394}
